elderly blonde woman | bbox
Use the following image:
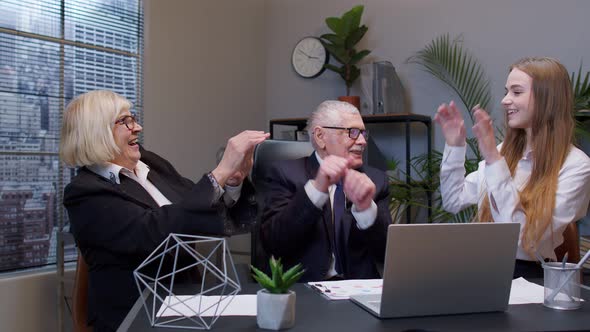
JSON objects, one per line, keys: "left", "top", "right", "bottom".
{"left": 60, "top": 90, "right": 268, "bottom": 331}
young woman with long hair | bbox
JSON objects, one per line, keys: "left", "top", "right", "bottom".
{"left": 436, "top": 57, "right": 590, "bottom": 278}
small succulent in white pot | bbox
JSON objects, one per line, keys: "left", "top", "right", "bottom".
{"left": 251, "top": 256, "right": 305, "bottom": 330}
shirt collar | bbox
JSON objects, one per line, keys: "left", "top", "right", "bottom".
{"left": 88, "top": 160, "right": 150, "bottom": 184}
{"left": 314, "top": 151, "right": 324, "bottom": 164}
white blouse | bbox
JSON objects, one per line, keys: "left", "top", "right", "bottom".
{"left": 440, "top": 143, "right": 590, "bottom": 261}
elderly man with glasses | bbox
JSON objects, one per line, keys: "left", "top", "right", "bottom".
{"left": 260, "top": 100, "right": 391, "bottom": 282}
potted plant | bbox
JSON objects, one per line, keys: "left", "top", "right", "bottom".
{"left": 320, "top": 5, "right": 371, "bottom": 110}
{"left": 251, "top": 256, "right": 305, "bottom": 330}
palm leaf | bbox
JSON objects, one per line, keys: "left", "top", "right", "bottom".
{"left": 571, "top": 62, "right": 590, "bottom": 140}
{"left": 405, "top": 34, "right": 492, "bottom": 125}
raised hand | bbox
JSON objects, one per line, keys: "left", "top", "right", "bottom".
{"left": 312, "top": 155, "right": 349, "bottom": 193}
{"left": 342, "top": 169, "right": 376, "bottom": 211}
{"left": 472, "top": 107, "right": 500, "bottom": 164}
{"left": 225, "top": 148, "right": 254, "bottom": 186}
{"left": 212, "top": 130, "right": 269, "bottom": 187}
{"left": 434, "top": 101, "right": 466, "bottom": 146}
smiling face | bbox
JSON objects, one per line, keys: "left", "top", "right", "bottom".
{"left": 110, "top": 109, "right": 142, "bottom": 170}
{"left": 502, "top": 68, "right": 535, "bottom": 131}
{"left": 316, "top": 112, "right": 367, "bottom": 169}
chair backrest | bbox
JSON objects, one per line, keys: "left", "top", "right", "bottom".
{"left": 250, "top": 139, "right": 314, "bottom": 272}
{"left": 555, "top": 222, "right": 580, "bottom": 263}
{"left": 72, "top": 251, "right": 92, "bottom": 332}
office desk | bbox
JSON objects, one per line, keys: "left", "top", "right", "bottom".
{"left": 123, "top": 278, "right": 590, "bottom": 331}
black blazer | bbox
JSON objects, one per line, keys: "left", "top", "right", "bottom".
{"left": 63, "top": 147, "right": 256, "bottom": 331}
{"left": 260, "top": 154, "right": 390, "bottom": 282}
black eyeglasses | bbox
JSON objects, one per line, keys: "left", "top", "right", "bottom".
{"left": 115, "top": 114, "right": 138, "bottom": 130}
{"left": 322, "top": 126, "right": 369, "bottom": 139}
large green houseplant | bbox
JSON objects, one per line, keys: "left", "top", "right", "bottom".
{"left": 320, "top": 5, "right": 371, "bottom": 107}
{"left": 251, "top": 256, "right": 304, "bottom": 330}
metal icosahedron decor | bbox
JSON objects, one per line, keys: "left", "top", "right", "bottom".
{"left": 133, "top": 234, "right": 241, "bottom": 330}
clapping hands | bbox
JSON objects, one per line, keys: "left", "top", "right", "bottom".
{"left": 435, "top": 101, "right": 501, "bottom": 164}
{"left": 312, "top": 155, "right": 376, "bottom": 212}
{"left": 434, "top": 101, "right": 466, "bottom": 147}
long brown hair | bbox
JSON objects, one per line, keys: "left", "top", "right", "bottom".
{"left": 478, "top": 57, "right": 574, "bottom": 257}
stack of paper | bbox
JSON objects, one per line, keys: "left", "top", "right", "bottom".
{"left": 307, "top": 277, "right": 547, "bottom": 305}
{"left": 307, "top": 279, "right": 383, "bottom": 300}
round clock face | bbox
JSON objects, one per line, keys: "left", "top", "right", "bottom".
{"left": 291, "top": 37, "right": 329, "bottom": 78}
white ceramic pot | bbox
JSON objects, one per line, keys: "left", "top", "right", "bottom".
{"left": 256, "top": 289, "right": 296, "bottom": 330}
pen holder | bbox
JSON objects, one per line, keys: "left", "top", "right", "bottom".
{"left": 542, "top": 262, "right": 582, "bottom": 310}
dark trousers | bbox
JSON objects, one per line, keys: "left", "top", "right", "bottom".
{"left": 514, "top": 259, "right": 543, "bottom": 279}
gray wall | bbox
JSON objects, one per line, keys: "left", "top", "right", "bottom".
{"left": 3, "top": 1, "right": 590, "bottom": 331}
{"left": 142, "top": 0, "right": 267, "bottom": 261}
{"left": 265, "top": 0, "right": 590, "bottom": 150}
{"left": 143, "top": 0, "right": 267, "bottom": 176}
{"left": 263, "top": 0, "right": 590, "bottom": 226}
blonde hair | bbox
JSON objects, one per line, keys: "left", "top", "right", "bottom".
{"left": 307, "top": 100, "right": 360, "bottom": 149}
{"left": 59, "top": 90, "right": 132, "bottom": 167}
{"left": 479, "top": 57, "right": 574, "bottom": 257}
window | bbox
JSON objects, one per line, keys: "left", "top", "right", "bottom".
{"left": 0, "top": 0, "right": 144, "bottom": 272}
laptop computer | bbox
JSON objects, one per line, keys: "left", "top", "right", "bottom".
{"left": 350, "top": 223, "right": 520, "bottom": 318}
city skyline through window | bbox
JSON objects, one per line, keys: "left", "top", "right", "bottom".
{"left": 0, "top": 0, "right": 144, "bottom": 272}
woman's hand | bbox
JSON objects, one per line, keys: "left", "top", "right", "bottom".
{"left": 212, "top": 130, "right": 269, "bottom": 187}
{"left": 225, "top": 149, "right": 254, "bottom": 186}
{"left": 434, "top": 101, "right": 466, "bottom": 146}
{"left": 472, "top": 106, "right": 501, "bottom": 164}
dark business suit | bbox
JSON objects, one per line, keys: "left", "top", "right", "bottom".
{"left": 63, "top": 147, "right": 256, "bottom": 331}
{"left": 260, "top": 153, "right": 390, "bottom": 282}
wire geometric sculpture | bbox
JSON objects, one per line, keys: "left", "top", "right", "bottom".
{"left": 133, "top": 234, "right": 241, "bottom": 330}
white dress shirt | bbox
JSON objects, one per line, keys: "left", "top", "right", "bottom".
{"left": 440, "top": 143, "right": 590, "bottom": 261}
{"left": 303, "top": 152, "right": 378, "bottom": 278}
{"left": 88, "top": 161, "right": 242, "bottom": 207}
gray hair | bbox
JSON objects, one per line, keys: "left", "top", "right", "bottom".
{"left": 307, "top": 100, "right": 360, "bottom": 149}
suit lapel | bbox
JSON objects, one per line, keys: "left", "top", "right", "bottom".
{"left": 78, "top": 167, "right": 158, "bottom": 208}
{"left": 118, "top": 176, "right": 159, "bottom": 208}
{"left": 147, "top": 169, "right": 182, "bottom": 204}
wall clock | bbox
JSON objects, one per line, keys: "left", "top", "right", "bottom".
{"left": 291, "top": 37, "right": 329, "bottom": 78}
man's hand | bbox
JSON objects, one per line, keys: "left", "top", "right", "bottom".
{"left": 342, "top": 169, "right": 376, "bottom": 211}
{"left": 434, "top": 101, "right": 466, "bottom": 147}
{"left": 312, "top": 155, "right": 349, "bottom": 193}
{"left": 472, "top": 107, "right": 501, "bottom": 164}
{"left": 212, "top": 130, "right": 269, "bottom": 187}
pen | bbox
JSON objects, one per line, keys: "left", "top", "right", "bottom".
{"left": 312, "top": 283, "right": 331, "bottom": 293}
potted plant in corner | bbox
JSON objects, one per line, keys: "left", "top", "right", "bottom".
{"left": 320, "top": 4, "right": 371, "bottom": 110}
{"left": 251, "top": 256, "right": 305, "bottom": 330}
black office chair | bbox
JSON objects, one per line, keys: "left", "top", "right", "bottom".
{"left": 250, "top": 139, "right": 315, "bottom": 272}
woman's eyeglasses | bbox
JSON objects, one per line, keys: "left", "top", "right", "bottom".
{"left": 115, "top": 114, "right": 137, "bottom": 130}
{"left": 322, "top": 126, "right": 369, "bottom": 139}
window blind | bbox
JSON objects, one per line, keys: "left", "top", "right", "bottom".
{"left": 0, "top": 0, "right": 144, "bottom": 272}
